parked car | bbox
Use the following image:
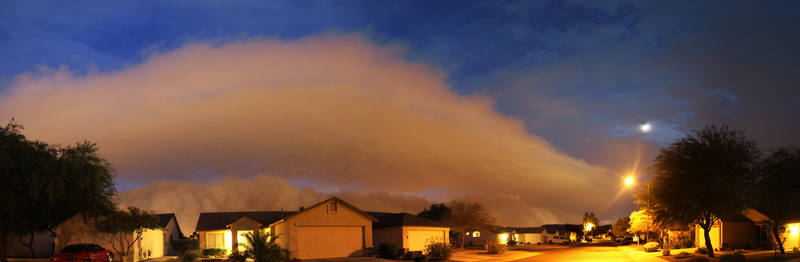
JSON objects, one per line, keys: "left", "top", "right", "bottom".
{"left": 51, "top": 244, "right": 113, "bottom": 262}
{"left": 547, "top": 235, "right": 569, "bottom": 244}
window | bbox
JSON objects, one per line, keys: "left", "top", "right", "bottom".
{"left": 472, "top": 231, "right": 480, "bottom": 237}
{"left": 206, "top": 232, "right": 226, "bottom": 249}
{"left": 327, "top": 201, "right": 338, "bottom": 214}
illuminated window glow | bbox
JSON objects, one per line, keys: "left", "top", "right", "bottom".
{"left": 472, "top": 231, "right": 480, "bottom": 237}
{"left": 790, "top": 224, "right": 799, "bottom": 236}
{"left": 499, "top": 233, "right": 509, "bottom": 244}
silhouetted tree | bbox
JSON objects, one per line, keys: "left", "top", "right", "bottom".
{"left": 750, "top": 147, "right": 800, "bottom": 254}
{"left": 645, "top": 125, "right": 760, "bottom": 257}
{"left": 448, "top": 201, "right": 495, "bottom": 249}
{"left": 0, "top": 120, "right": 116, "bottom": 260}
{"left": 96, "top": 207, "right": 160, "bottom": 262}
{"left": 611, "top": 217, "right": 630, "bottom": 238}
{"left": 418, "top": 204, "right": 452, "bottom": 222}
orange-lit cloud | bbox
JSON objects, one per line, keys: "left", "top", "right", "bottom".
{"left": 1, "top": 34, "right": 615, "bottom": 227}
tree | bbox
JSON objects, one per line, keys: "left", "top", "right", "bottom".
{"left": 236, "top": 230, "right": 289, "bottom": 262}
{"left": 646, "top": 125, "right": 760, "bottom": 257}
{"left": 418, "top": 204, "right": 452, "bottom": 222}
{"left": 750, "top": 147, "right": 800, "bottom": 254}
{"left": 582, "top": 212, "right": 599, "bottom": 239}
{"left": 611, "top": 217, "right": 630, "bottom": 238}
{"left": 448, "top": 201, "right": 495, "bottom": 249}
{"left": 628, "top": 210, "right": 656, "bottom": 242}
{"left": 0, "top": 120, "right": 116, "bottom": 260}
{"left": 95, "top": 207, "right": 160, "bottom": 262}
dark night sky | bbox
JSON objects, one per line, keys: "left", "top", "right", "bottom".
{"left": 1, "top": 0, "right": 798, "bottom": 228}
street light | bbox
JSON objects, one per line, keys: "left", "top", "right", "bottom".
{"left": 625, "top": 176, "right": 635, "bottom": 187}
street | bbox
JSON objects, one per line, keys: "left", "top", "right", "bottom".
{"left": 449, "top": 246, "right": 667, "bottom": 262}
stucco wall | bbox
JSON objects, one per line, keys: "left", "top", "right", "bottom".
{"left": 372, "top": 227, "right": 403, "bottom": 249}
{"left": 6, "top": 232, "right": 54, "bottom": 258}
{"left": 162, "top": 219, "right": 182, "bottom": 255}
{"left": 281, "top": 200, "right": 373, "bottom": 260}
{"left": 54, "top": 215, "right": 165, "bottom": 262}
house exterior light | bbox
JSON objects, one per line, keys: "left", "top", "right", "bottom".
{"left": 790, "top": 224, "right": 800, "bottom": 236}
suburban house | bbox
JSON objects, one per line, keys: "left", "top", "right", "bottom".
{"left": 368, "top": 212, "right": 450, "bottom": 252}
{"left": 463, "top": 227, "right": 512, "bottom": 246}
{"left": 541, "top": 224, "right": 581, "bottom": 243}
{"left": 695, "top": 209, "right": 800, "bottom": 251}
{"left": 53, "top": 213, "right": 182, "bottom": 262}
{"left": 157, "top": 213, "right": 185, "bottom": 256}
{"left": 195, "top": 197, "right": 377, "bottom": 260}
{"left": 507, "top": 227, "right": 544, "bottom": 245}
{"left": 5, "top": 213, "right": 183, "bottom": 260}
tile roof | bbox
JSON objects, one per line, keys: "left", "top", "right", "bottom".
{"left": 195, "top": 211, "right": 295, "bottom": 231}
{"left": 367, "top": 212, "right": 448, "bottom": 228}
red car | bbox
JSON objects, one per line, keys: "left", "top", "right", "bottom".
{"left": 51, "top": 244, "right": 113, "bottom": 262}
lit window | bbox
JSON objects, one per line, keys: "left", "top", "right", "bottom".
{"left": 790, "top": 224, "right": 800, "bottom": 236}
{"left": 472, "top": 231, "right": 480, "bottom": 237}
{"left": 206, "top": 232, "right": 226, "bottom": 249}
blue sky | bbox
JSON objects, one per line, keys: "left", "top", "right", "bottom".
{"left": 1, "top": 0, "right": 799, "bottom": 223}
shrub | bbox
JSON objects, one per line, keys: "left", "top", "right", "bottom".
{"left": 719, "top": 253, "right": 745, "bottom": 262}
{"left": 424, "top": 243, "right": 451, "bottom": 261}
{"left": 643, "top": 242, "right": 660, "bottom": 252}
{"left": 675, "top": 252, "right": 691, "bottom": 258}
{"left": 228, "top": 252, "right": 247, "bottom": 262}
{"left": 688, "top": 257, "right": 710, "bottom": 262}
{"left": 171, "top": 239, "right": 199, "bottom": 256}
{"left": 487, "top": 243, "right": 506, "bottom": 254}
{"left": 679, "top": 238, "right": 694, "bottom": 249}
{"left": 414, "top": 255, "right": 428, "bottom": 262}
{"left": 695, "top": 247, "right": 708, "bottom": 254}
{"left": 794, "top": 247, "right": 799, "bottom": 253}
{"left": 201, "top": 248, "right": 226, "bottom": 257}
{"left": 377, "top": 243, "right": 400, "bottom": 259}
{"left": 239, "top": 231, "right": 290, "bottom": 262}
{"left": 182, "top": 250, "right": 201, "bottom": 262}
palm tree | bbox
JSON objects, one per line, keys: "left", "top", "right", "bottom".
{"left": 238, "top": 231, "right": 290, "bottom": 262}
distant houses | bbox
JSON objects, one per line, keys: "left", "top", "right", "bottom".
{"left": 463, "top": 224, "right": 583, "bottom": 246}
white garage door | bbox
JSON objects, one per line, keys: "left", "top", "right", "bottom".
{"left": 296, "top": 226, "right": 363, "bottom": 260}
{"left": 408, "top": 230, "right": 446, "bottom": 252}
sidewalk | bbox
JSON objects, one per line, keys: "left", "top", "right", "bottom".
{"left": 617, "top": 245, "right": 669, "bottom": 262}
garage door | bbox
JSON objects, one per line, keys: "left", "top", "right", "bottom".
{"left": 408, "top": 230, "right": 446, "bottom": 252}
{"left": 296, "top": 226, "right": 363, "bottom": 260}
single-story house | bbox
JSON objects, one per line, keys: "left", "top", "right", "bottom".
{"left": 368, "top": 212, "right": 450, "bottom": 252}
{"left": 541, "top": 224, "right": 581, "bottom": 243}
{"left": 195, "top": 197, "right": 376, "bottom": 260}
{"left": 695, "top": 209, "right": 772, "bottom": 250}
{"left": 157, "top": 213, "right": 185, "bottom": 256}
{"left": 695, "top": 209, "right": 800, "bottom": 251}
{"left": 54, "top": 213, "right": 182, "bottom": 262}
{"left": 508, "top": 227, "right": 544, "bottom": 245}
{"left": 5, "top": 213, "right": 182, "bottom": 260}
{"left": 463, "top": 227, "right": 511, "bottom": 246}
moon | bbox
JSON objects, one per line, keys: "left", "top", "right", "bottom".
{"left": 640, "top": 123, "right": 652, "bottom": 133}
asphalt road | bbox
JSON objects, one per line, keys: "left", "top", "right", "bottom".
{"left": 513, "top": 246, "right": 655, "bottom": 262}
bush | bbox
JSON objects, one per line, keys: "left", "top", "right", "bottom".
{"left": 643, "top": 242, "right": 660, "bottom": 252}
{"left": 228, "top": 252, "right": 247, "bottom": 262}
{"left": 794, "top": 247, "right": 799, "bottom": 253}
{"left": 182, "top": 250, "right": 201, "bottom": 262}
{"left": 202, "top": 248, "right": 226, "bottom": 257}
{"left": 377, "top": 243, "right": 400, "bottom": 259}
{"left": 424, "top": 243, "right": 451, "bottom": 261}
{"left": 679, "top": 238, "right": 694, "bottom": 249}
{"left": 487, "top": 243, "right": 506, "bottom": 254}
{"left": 171, "top": 239, "right": 199, "bottom": 257}
{"left": 688, "top": 257, "right": 710, "bottom": 262}
{"left": 719, "top": 253, "right": 745, "bottom": 262}
{"left": 414, "top": 255, "right": 428, "bottom": 262}
{"left": 675, "top": 252, "right": 691, "bottom": 258}
{"left": 695, "top": 247, "right": 708, "bottom": 254}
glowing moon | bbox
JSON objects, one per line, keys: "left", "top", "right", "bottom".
{"left": 640, "top": 123, "right": 651, "bottom": 133}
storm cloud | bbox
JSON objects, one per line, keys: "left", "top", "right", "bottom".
{"left": 1, "top": 34, "right": 618, "bottom": 228}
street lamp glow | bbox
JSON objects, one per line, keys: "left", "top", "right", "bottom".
{"left": 640, "top": 123, "right": 652, "bottom": 133}
{"left": 584, "top": 222, "right": 594, "bottom": 232}
{"left": 625, "top": 176, "right": 635, "bottom": 187}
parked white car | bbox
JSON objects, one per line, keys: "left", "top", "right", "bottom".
{"left": 547, "top": 235, "right": 569, "bottom": 244}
